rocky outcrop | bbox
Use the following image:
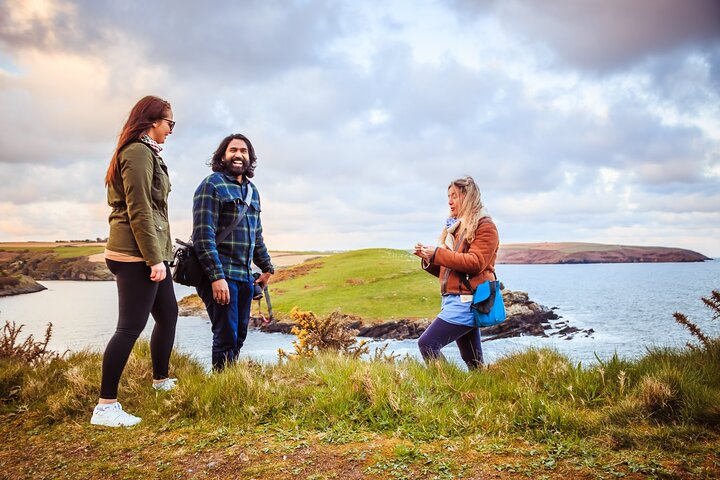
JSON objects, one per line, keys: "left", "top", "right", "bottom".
{"left": 0, "top": 274, "right": 47, "bottom": 297}
{"left": 0, "top": 251, "right": 113, "bottom": 281}
{"left": 178, "top": 294, "right": 207, "bottom": 316}
{"left": 497, "top": 242, "right": 710, "bottom": 264}
{"left": 177, "top": 289, "right": 588, "bottom": 342}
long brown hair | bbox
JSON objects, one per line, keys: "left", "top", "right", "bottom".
{"left": 105, "top": 95, "right": 171, "bottom": 186}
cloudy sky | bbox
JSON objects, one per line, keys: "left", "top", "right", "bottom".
{"left": 1, "top": 0, "right": 719, "bottom": 256}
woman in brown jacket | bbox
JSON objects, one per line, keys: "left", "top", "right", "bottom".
{"left": 91, "top": 96, "right": 178, "bottom": 427}
{"left": 414, "top": 176, "right": 499, "bottom": 369}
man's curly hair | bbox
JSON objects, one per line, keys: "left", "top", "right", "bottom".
{"left": 210, "top": 133, "right": 257, "bottom": 178}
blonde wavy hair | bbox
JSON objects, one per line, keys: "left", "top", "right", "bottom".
{"left": 439, "top": 175, "right": 490, "bottom": 244}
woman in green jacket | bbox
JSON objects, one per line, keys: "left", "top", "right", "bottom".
{"left": 91, "top": 96, "right": 178, "bottom": 427}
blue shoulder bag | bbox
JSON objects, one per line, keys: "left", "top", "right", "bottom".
{"left": 462, "top": 273, "right": 506, "bottom": 327}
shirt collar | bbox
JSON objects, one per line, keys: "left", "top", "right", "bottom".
{"left": 221, "top": 172, "right": 247, "bottom": 185}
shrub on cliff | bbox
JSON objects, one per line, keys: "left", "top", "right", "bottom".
{"left": 278, "top": 307, "right": 369, "bottom": 359}
{"left": 672, "top": 290, "right": 720, "bottom": 353}
{"left": 0, "top": 321, "right": 58, "bottom": 365}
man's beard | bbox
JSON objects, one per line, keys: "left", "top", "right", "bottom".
{"left": 222, "top": 157, "right": 249, "bottom": 177}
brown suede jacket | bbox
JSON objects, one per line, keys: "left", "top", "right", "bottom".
{"left": 422, "top": 218, "right": 499, "bottom": 295}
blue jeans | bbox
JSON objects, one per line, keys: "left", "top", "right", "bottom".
{"left": 197, "top": 278, "right": 253, "bottom": 370}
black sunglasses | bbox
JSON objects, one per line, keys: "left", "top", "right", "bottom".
{"left": 160, "top": 118, "right": 175, "bottom": 131}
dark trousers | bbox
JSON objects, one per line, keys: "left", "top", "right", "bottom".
{"left": 196, "top": 278, "right": 253, "bottom": 370}
{"left": 417, "top": 317, "right": 484, "bottom": 369}
{"left": 100, "top": 260, "right": 178, "bottom": 399}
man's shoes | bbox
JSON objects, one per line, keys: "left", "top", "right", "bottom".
{"left": 90, "top": 402, "right": 141, "bottom": 427}
{"left": 152, "top": 378, "right": 178, "bottom": 392}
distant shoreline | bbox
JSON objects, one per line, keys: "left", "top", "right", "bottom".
{"left": 496, "top": 242, "right": 710, "bottom": 264}
{"left": 0, "top": 242, "right": 711, "bottom": 294}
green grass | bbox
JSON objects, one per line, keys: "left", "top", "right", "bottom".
{"left": 1, "top": 341, "right": 719, "bottom": 478}
{"left": 51, "top": 245, "right": 105, "bottom": 258}
{"left": 0, "top": 246, "right": 55, "bottom": 252}
{"left": 269, "top": 248, "right": 439, "bottom": 321}
{"left": 0, "top": 245, "right": 104, "bottom": 258}
{"left": 275, "top": 250, "right": 340, "bottom": 255}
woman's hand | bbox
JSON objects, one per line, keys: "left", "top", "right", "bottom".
{"left": 413, "top": 243, "right": 436, "bottom": 262}
{"left": 149, "top": 262, "right": 167, "bottom": 282}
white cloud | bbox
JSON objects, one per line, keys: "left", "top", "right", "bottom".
{"left": 0, "top": 0, "right": 718, "bottom": 256}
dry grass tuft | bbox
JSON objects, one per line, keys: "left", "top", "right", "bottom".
{"left": 701, "top": 290, "right": 720, "bottom": 321}
{"left": 635, "top": 376, "right": 675, "bottom": 415}
{"left": 672, "top": 312, "right": 710, "bottom": 349}
{"left": 0, "top": 321, "right": 60, "bottom": 365}
{"left": 673, "top": 290, "right": 719, "bottom": 350}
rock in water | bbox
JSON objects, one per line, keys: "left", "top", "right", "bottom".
{"left": 0, "top": 274, "right": 47, "bottom": 297}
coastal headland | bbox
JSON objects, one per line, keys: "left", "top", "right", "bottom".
{"left": 497, "top": 242, "right": 710, "bottom": 264}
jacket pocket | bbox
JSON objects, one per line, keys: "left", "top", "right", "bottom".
{"left": 151, "top": 158, "right": 171, "bottom": 205}
{"left": 153, "top": 210, "right": 170, "bottom": 233}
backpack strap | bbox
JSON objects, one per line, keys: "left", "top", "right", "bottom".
{"left": 215, "top": 183, "right": 254, "bottom": 245}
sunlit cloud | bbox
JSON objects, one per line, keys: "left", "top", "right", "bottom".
{"left": 0, "top": 0, "right": 718, "bottom": 256}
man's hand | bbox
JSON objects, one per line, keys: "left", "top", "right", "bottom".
{"left": 254, "top": 271, "right": 272, "bottom": 289}
{"left": 149, "top": 262, "right": 166, "bottom": 282}
{"left": 212, "top": 278, "right": 230, "bottom": 305}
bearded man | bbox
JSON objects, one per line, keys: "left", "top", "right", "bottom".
{"left": 192, "top": 133, "right": 274, "bottom": 370}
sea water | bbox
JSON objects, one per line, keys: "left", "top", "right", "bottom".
{"left": 1, "top": 260, "right": 718, "bottom": 369}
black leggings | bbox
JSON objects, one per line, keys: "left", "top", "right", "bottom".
{"left": 417, "top": 317, "right": 484, "bottom": 369}
{"left": 100, "top": 260, "right": 178, "bottom": 399}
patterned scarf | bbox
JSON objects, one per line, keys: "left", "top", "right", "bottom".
{"left": 444, "top": 217, "right": 460, "bottom": 249}
{"left": 140, "top": 134, "right": 162, "bottom": 153}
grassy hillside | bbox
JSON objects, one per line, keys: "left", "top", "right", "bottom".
{"left": 1, "top": 341, "right": 719, "bottom": 478}
{"left": 267, "top": 248, "right": 440, "bottom": 321}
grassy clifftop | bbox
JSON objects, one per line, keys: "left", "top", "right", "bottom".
{"left": 267, "top": 248, "right": 439, "bottom": 321}
{"left": 0, "top": 244, "right": 111, "bottom": 281}
{"left": 2, "top": 292, "right": 719, "bottom": 478}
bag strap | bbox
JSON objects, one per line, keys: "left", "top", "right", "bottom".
{"left": 461, "top": 274, "right": 473, "bottom": 293}
{"left": 462, "top": 269, "right": 498, "bottom": 293}
{"left": 460, "top": 217, "right": 497, "bottom": 292}
{"left": 215, "top": 183, "right": 254, "bottom": 245}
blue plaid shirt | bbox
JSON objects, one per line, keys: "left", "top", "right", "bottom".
{"left": 192, "top": 172, "right": 274, "bottom": 282}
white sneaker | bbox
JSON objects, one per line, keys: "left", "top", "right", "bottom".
{"left": 152, "top": 378, "right": 177, "bottom": 392}
{"left": 90, "top": 402, "right": 141, "bottom": 427}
